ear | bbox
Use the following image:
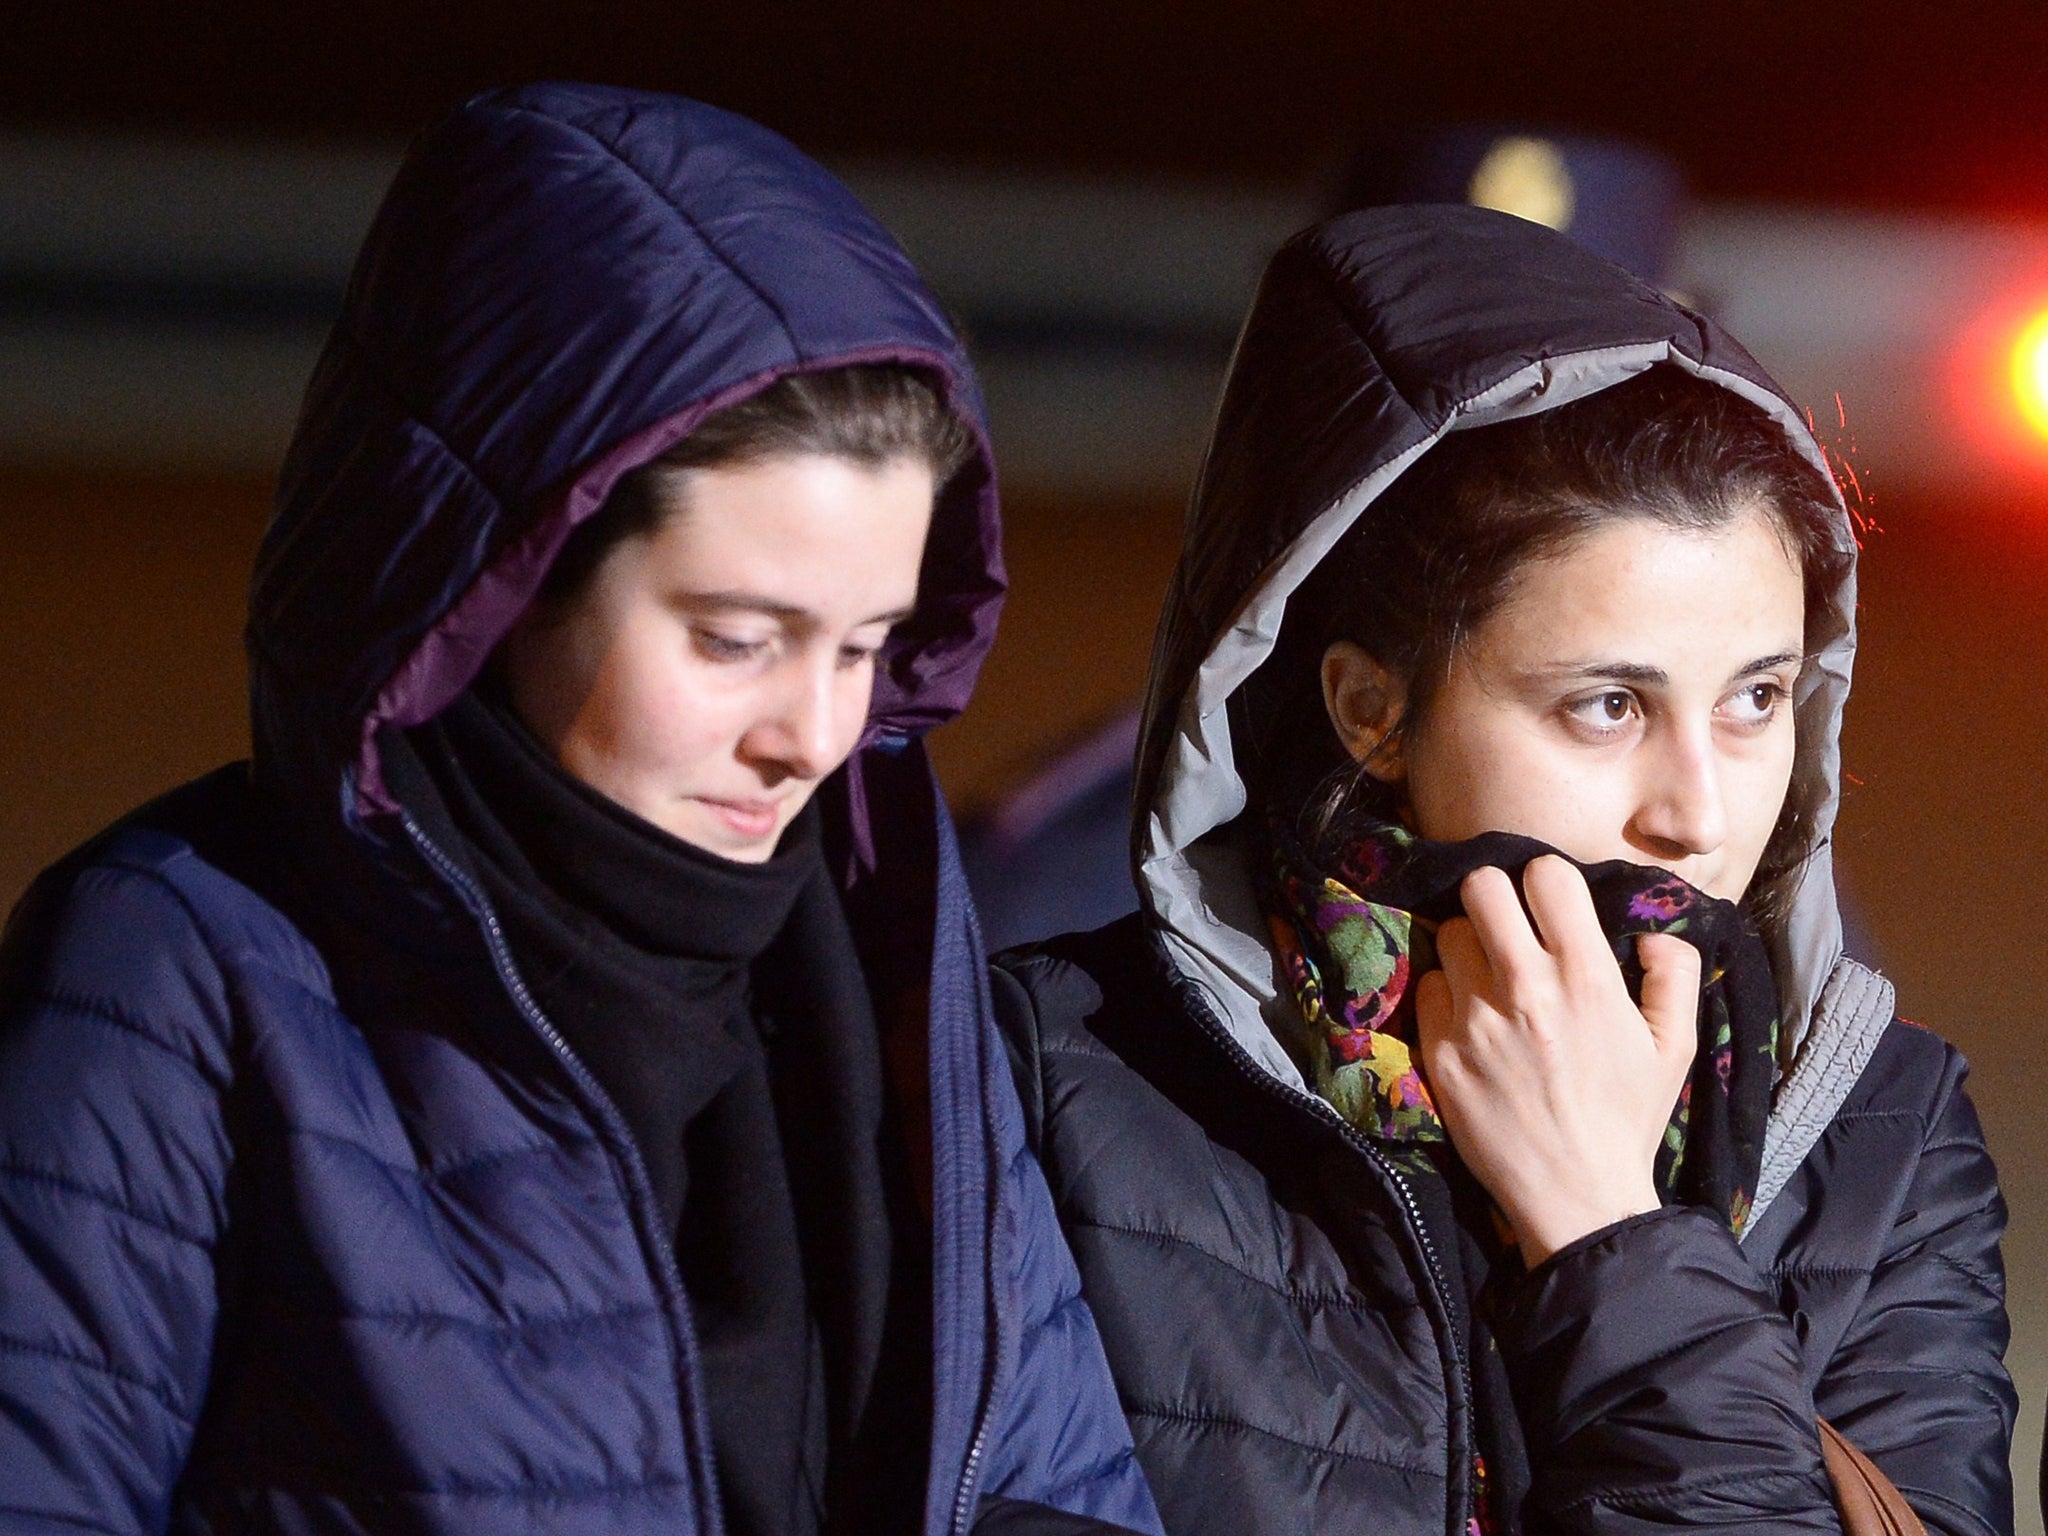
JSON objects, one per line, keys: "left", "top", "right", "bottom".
{"left": 1320, "top": 641, "right": 1408, "bottom": 782}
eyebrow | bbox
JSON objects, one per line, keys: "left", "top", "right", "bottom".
{"left": 1537, "top": 650, "right": 1806, "bottom": 687}
{"left": 679, "top": 590, "right": 917, "bottom": 629}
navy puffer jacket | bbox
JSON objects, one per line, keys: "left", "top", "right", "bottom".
{"left": 0, "top": 84, "right": 1161, "bottom": 1536}
{"left": 994, "top": 207, "right": 2015, "bottom": 1536}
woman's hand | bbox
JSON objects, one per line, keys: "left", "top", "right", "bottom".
{"left": 1415, "top": 855, "right": 1700, "bottom": 1268}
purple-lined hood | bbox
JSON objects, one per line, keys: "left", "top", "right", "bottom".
{"left": 248, "top": 82, "right": 1003, "bottom": 853}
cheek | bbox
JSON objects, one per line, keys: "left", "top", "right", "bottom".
{"left": 1405, "top": 709, "right": 1581, "bottom": 844}
{"left": 563, "top": 644, "right": 738, "bottom": 789}
{"left": 827, "top": 664, "right": 878, "bottom": 760}
{"left": 1733, "top": 727, "right": 1799, "bottom": 861}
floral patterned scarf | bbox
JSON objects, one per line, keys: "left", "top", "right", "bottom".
{"left": 1264, "top": 818, "right": 1781, "bottom": 1535}
{"left": 1264, "top": 817, "right": 1780, "bottom": 1234}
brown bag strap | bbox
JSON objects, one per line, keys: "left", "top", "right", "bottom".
{"left": 1819, "top": 1418, "right": 1927, "bottom": 1536}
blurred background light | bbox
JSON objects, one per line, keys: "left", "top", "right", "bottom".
{"left": 1464, "top": 136, "right": 1576, "bottom": 232}
{"left": 2013, "top": 307, "right": 2048, "bottom": 443}
{"left": 1943, "top": 290, "right": 2048, "bottom": 477}
{"left": 8, "top": 132, "right": 2048, "bottom": 500}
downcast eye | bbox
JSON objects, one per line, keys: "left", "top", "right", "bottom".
{"left": 694, "top": 631, "right": 768, "bottom": 662}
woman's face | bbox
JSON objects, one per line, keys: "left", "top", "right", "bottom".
{"left": 1324, "top": 504, "right": 1806, "bottom": 903}
{"left": 501, "top": 453, "right": 934, "bottom": 862}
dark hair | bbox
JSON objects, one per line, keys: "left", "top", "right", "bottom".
{"left": 534, "top": 363, "right": 976, "bottom": 607}
{"left": 1240, "top": 366, "right": 1852, "bottom": 937}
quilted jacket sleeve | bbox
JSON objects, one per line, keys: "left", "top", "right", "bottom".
{"left": 0, "top": 851, "right": 239, "bottom": 1534}
{"left": 1494, "top": 1206, "right": 1841, "bottom": 1533}
{"left": 1805, "top": 1045, "right": 2014, "bottom": 1536}
{"left": 970, "top": 968, "right": 1163, "bottom": 1536}
{"left": 1492, "top": 1030, "right": 2014, "bottom": 1536}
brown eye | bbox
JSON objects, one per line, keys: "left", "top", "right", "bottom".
{"left": 1563, "top": 689, "right": 1641, "bottom": 736}
{"left": 1723, "top": 681, "right": 1787, "bottom": 724}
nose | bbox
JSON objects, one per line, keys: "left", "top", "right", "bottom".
{"left": 742, "top": 652, "right": 856, "bottom": 784}
{"left": 1627, "top": 719, "right": 1727, "bottom": 866}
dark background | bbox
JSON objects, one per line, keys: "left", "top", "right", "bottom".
{"left": 8, "top": 1, "right": 2048, "bottom": 213}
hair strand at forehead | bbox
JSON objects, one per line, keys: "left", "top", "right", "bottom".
{"left": 534, "top": 363, "right": 972, "bottom": 611}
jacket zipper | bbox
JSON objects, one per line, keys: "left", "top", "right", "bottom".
{"left": 400, "top": 813, "right": 727, "bottom": 1536}
{"left": 1170, "top": 974, "right": 1476, "bottom": 1536}
{"left": 951, "top": 1440, "right": 987, "bottom": 1536}
{"left": 949, "top": 925, "right": 1001, "bottom": 1536}
{"left": 948, "top": 1276, "right": 995, "bottom": 1536}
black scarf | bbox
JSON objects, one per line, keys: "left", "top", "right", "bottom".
{"left": 396, "top": 690, "right": 929, "bottom": 1536}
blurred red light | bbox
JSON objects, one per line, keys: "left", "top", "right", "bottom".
{"left": 2015, "top": 309, "right": 2048, "bottom": 441}
{"left": 1949, "top": 294, "right": 2048, "bottom": 479}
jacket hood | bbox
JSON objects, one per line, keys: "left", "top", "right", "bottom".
{"left": 248, "top": 82, "right": 1002, "bottom": 858}
{"left": 1136, "top": 204, "right": 1858, "bottom": 1091}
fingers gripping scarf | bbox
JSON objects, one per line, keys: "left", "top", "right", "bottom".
{"left": 1264, "top": 820, "right": 1780, "bottom": 1235}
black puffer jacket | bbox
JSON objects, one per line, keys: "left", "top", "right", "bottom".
{"left": 991, "top": 206, "right": 2016, "bottom": 1536}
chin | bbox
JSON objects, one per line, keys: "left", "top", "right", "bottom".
{"left": 674, "top": 803, "right": 790, "bottom": 863}
{"left": 660, "top": 817, "right": 767, "bottom": 863}
{"left": 711, "top": 835, "right": 780, "bottom": 865}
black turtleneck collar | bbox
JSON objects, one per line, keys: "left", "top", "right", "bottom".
{"left": 424, "top": 685, "right": 815, "bottom": 965}
{"left": 392, "top": 688, "right": 929, "bottom": 1536}
{"left": 398, "top": 686, "right": 819, "bottom": 1234}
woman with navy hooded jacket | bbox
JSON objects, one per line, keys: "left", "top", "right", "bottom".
{"left": 992, "top": 205, "right": 2016, "bottom": 1535}
{"left": 0, "top": 85, "right": 1160, "bottom": 1536}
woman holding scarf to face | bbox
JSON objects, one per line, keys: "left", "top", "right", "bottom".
{"left": 992, "top": 205, "right": 2015, "bottom": 1536}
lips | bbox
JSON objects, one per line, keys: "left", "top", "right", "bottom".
{"left": 698, "top": 797, "right": 784, "bottom": 842}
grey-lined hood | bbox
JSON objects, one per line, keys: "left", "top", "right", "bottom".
{"left": 1133, "top": 205, "right": 1875, "bottom": 1213}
